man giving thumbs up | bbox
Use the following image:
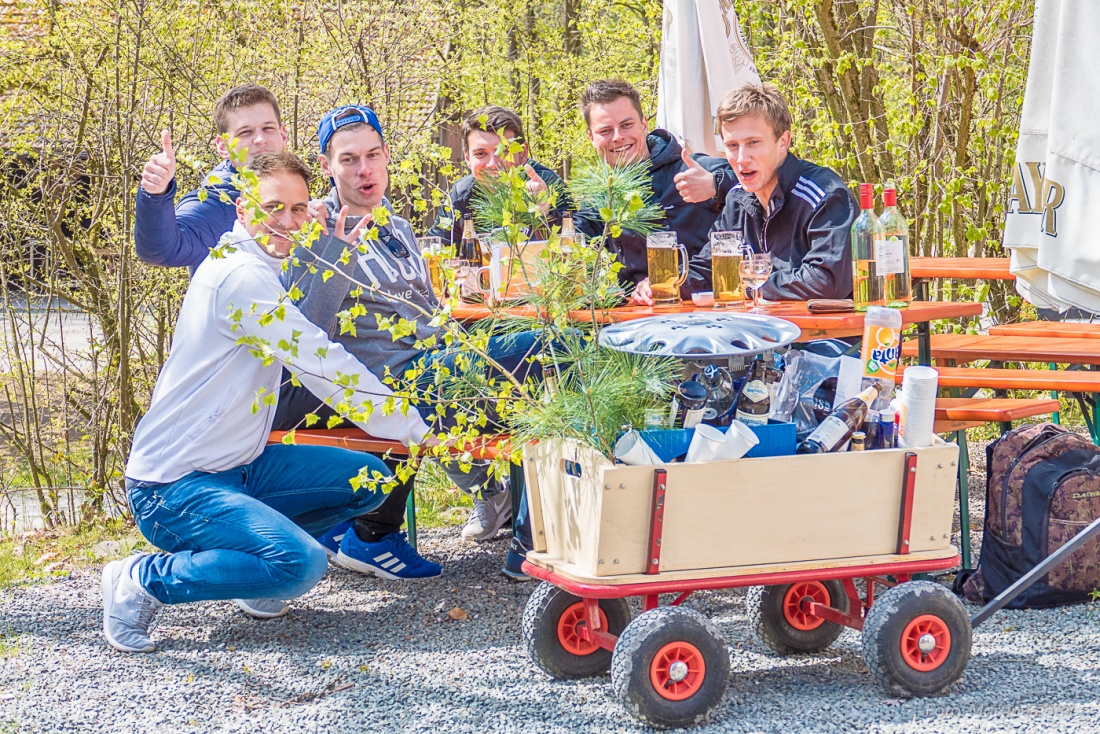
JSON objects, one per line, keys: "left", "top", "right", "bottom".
{"left": 134, "top": 84, "right": 288, "bottom": 271}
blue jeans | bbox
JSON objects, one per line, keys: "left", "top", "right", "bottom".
{"left": 127, "top": 444, "right": 390, "bottom": 605}
{"left": 413, "top": 330, "right": 549, "bottom": 499}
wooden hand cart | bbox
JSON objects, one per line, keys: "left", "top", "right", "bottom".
{"left": 519, "top": 438, "right": 971, "bottom": 728}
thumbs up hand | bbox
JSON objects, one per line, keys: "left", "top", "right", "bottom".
{"left": 524, "top": 163, "right": 551, "bottom": 216}
{"left": 141, "top": 130, "right": 177, "bottom": 195}
{"left": 673, "top": 148, "right": 717, "bottom": 203}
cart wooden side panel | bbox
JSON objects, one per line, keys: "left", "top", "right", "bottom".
{"left": 525, "top": 438, "right": 960, "bottom": 578}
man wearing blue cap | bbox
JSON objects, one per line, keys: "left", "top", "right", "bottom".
{"left": 274, "top": 105, "right": 541, "bottom": 581}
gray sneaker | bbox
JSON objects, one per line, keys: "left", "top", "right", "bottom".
{"left": 234, "top": 598, "right": 289, "bottom": 619}
{"left": 102, "top": 554, "right": 162, "bottom": 653}
{"left": 461, "top": 492, "right": 512, "bottom": 543}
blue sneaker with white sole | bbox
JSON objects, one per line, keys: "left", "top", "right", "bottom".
{"left": 317, "top": 519, "right": 353, "bottom": 560}
{"left": 336, "top": 530, "right": 442, "bottom": 579}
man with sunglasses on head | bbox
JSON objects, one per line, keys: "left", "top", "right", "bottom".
{"left": 273, "top": 106, "right": 543, "bottom": 581}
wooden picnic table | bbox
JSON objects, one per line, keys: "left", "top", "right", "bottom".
{"left": 452, "top": 299, "right": 982, "bottom": 342}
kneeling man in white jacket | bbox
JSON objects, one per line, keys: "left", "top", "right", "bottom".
{"left": 103, "top": 151, "right": 430, "bottom": 653}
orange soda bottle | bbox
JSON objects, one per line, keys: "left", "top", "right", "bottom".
{"left": 859, "top": 306, "right": 902, "bottom": 409}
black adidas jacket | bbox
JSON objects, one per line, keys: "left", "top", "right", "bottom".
{"left": 425, "top": 159, "right": 571, "bottom": 245}
{"left": 574, "top": 129, "right": 736, "bottom": 297}
{"left": 688, "top": 153, "right": 858, "bottom": 300}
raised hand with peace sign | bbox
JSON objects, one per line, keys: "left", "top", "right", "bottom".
{"left": 673, "top": 147, "right": 718, "bottom": 204}
{"left": 524, "top": 164, "right": 552, "bottom": 216}
{"left": 141, "top": 130, "right": 177, "bottom": 196}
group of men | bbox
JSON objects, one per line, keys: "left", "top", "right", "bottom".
{"left": 103, "top": 79, "right": 857, "bottom": 653}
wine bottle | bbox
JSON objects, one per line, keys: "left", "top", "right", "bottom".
{"left": 797, "top": 385, "right": 880, "bottom": 454}
{"left": 878, "top": 183, "right": 912, "bottom": 307}
{"left": 851, "top": 184, "right": 885, "bottom": 312}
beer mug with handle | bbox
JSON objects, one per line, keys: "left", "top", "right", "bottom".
{"left": 646, "top": 231, "right": 688, "bottom": 305}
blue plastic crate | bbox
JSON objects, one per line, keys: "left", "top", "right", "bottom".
{"left": 637, "top": 421, "right": 797, "bottom": 463}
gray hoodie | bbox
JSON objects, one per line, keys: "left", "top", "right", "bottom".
{"left": 285, "top": 191, "right": 443, "bottom": 384}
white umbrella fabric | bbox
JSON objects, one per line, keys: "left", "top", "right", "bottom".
{"left": 656, "top": 0, "right": 760, "bottom": 156}
{"left": 1004, "top": 0, "right": 1100, "bottom": 314}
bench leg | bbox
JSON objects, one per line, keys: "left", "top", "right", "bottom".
{"left": 1049, "top": 362, "right": 1061, "bottom": 425}
{"left": 955, "top": 428, "right": 972, "bottom": 570}
{"left": 406, "top": 487, "right": 417, "bottom": 551}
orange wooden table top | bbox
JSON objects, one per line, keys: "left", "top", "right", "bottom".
{"left": 452, "top": 300, "right": 982, "bottom": 340}
{"left": 910, "top": 257, "right": 1014, "bottom": 281}
{"left": 896, "top": 365, "right": 1100, "bottom": 392}
{"left": 900, "top": 334, "right": 1100, "bottom": 366}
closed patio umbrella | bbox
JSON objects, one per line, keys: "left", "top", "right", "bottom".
{"left": 656, "top": 0, "right": 760, "bottom": 156}
{"left": 1004, "top": 0, "right": 1100, "bottom": 315}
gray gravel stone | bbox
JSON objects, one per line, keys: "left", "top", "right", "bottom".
{"left": 3, "top": 459, "right": 1100, "bottom": 732}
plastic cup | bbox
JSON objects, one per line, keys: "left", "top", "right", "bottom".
{"left": 686, "top": 424, "right": 727, "bottom": 463}
{"left": 718, "top": 420, "right": 760, "bottom": 460}
{"left": 614, "top": 429, "right": 663, "bottom": 465}
{"left": 898, "top": 367, "right": 939, "bottom": 448}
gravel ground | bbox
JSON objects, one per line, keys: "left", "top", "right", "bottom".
{"left": 3, "top": 440, "right": 1100, "bottom": 733}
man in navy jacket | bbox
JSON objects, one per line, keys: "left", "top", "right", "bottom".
{"left": 573, "top": 79, "right": 736, "bottom": 305}
{"left": 427, "top": 105, "right": 571, "bottom": 245}
{"left": 133, "top": 84, "right": 288, "bottom": 272}
{"left": 687, "top": 84, "right": 857, "bottom": 301}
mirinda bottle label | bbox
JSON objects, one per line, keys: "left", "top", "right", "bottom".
{"left": 861, "top": 325, "right": 901, "bottom": 379}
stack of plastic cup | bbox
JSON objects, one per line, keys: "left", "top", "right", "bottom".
{"left": 898, "top": 366, "right": 939, "bottom": 448}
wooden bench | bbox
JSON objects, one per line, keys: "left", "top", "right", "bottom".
{"left": 267, "top": 428, "right": 511, "bottom": 549}
{"left": 931, "top": 397, "right": 1062, "bottom": 433}
{"left": 989, "top": 321, "right": 1100, "bottom": 339}
{"left": 900, "top": 333, "right": 1100, "bottom": 365}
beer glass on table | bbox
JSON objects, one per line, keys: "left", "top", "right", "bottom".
{"left": 709, "top": 231, "right": 746, "bottom": 309}
{"left": 646, "top": 231, "right": 688, "bottom": 306}
{"left": 739, "top": 253, "right": 773, "bottom": 311}
{"left": 416, "top": 236, "right": 445, "bottom": 297}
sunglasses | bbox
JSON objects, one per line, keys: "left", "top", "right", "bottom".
{"left": 341, "top": 217, "right": 409, "bottom": 259}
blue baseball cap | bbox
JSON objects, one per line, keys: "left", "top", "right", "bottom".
{"left": 317, "top": 105, "right": 384, "bottom": 154}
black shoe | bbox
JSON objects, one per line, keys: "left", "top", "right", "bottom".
{"left": 502, "top": 537, "right": 534, "bottom": 582}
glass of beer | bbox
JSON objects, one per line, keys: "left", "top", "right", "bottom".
{"left": 416, "top": 236, "right": 445, "bottom": 297}
{"left": 709, "top": 231, "right": 745, "bottom": 309}
{"left": 646, "top": 231, "right": 688, "bottom": 306}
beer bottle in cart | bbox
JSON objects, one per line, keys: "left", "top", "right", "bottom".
{"left": 797, "top": 385, "right": 880, "bottom": 454}
{"left": 735, "top": 359, "right": 771, "bottom": 426}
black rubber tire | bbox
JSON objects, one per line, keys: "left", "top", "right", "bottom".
{"left": 747, "top": 579, "right": 850, "bottom": 655}
{"left": 861, "top": 580, "right": 972, "bottom": 698}
{"left": 610, "top": 606, "right": 730, "bottom": 729}
{"left": 522, "top": 582, "right": 632, "bottom": 679}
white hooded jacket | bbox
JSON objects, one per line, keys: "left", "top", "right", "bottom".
{"left": 126, "top": 221, "right": 429, "bottom": 484}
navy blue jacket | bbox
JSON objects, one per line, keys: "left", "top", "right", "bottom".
{"left": 426, "top": 159, "right": 571, "bottom": 244}
{"left": 574, "top": 129, "right": 735, "bottom": 298}
{"left": 133, "top": 160, "right": 239, "bottom": 272}
{"left": 688, "top": 153, "right": 858, "bottom": 301}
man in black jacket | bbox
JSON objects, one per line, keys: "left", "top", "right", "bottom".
{"left": 427, "top": 106, "right": 570, "bottom": 245}
{"left": 573, "top": 79, "right": 736, "bottom": 305}
{"left": 688, "top": 84, "right": 857, "bottom": 301}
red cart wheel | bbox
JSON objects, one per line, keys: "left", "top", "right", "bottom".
{"left": 611, "top": 607, "right": 730, "bottom": 729}
{"left": 523, "top": 582, "right": 631, "bottom": 680}
{"left": 747, "top": 579, "right": 850, "bottom": 655}
{"left": 862, "top": 580, "right": 971, "bottom": 698}
{"left": 556, "top": 601, "right": 609, "bottom": 656}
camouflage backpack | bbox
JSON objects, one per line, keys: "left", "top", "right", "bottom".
{"left": 960, "top": 423, "right": 1100, "bottom": 608}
